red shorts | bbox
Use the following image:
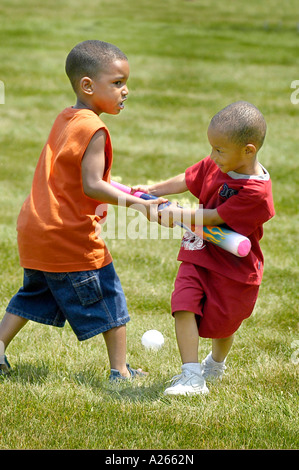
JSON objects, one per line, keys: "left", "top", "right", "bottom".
{"left": 171, "top": 262, "right": 259, "bottom": 338}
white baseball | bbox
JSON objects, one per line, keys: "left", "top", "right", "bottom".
{"left": 141, "top": 330, "right": 164, "bottom": 350}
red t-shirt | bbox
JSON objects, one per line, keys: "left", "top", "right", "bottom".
{"left": 17, "top": 107, "right": 113, "bottom": 272}
{"left": 177, "top": 156, "right": 275, "bottom": 285}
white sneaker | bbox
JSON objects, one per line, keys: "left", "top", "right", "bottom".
{"left": 164, "top": 364, "right": 209, "bottom": 396}
{"left": 201, "top": 352, "right": 226, "bottom": 382}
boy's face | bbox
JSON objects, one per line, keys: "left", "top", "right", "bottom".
{"left": 207, "top": 125, "right": 254, "bottom": 174}
{"left": 81, "top": 59, "right": 130, "bottom": 115}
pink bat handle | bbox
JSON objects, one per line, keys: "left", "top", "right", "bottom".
{"left": 110, "top": 180, "right": 143, "bottom": 198}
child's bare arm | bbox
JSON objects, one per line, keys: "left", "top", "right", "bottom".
{"left": 133, "top": 173, "right": 188, "bottom": 197}
{"left": 81, "top": 130, "right": 167, "bottom": 221}
{"left": 158, "top": 203, "right": 225, "bottom": 228}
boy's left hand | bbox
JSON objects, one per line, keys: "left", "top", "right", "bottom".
{"left": 131, "top": 184, "right": 151, "bottom": 195}
{"left": 158, "top": 202, "right": 182, "bottom": 227}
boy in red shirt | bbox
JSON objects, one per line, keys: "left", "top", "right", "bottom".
{"left": 136, "top": 101, "right": 275, "bottom": 395}
{"left": 0, "top": 40, "right": 166, "bottom": 380}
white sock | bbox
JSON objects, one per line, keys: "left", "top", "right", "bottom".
{"left": 206, "top": 352, "right": 226, "bottom": 365}
{"left": 182, "top": 362, "right": 203, "bottom": 375}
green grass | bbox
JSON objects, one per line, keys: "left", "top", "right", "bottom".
{"left": 0, "top": 0, "right": 298, "bottom": 450}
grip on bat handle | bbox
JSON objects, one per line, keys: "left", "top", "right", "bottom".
{"left": 137, "top": 193, "right": 158, "bottom": 201}
{"left": 138, "top": 193, "right": 171, "bottom": 210}
{"left": 158, "top": 201, "right": 171, "bottom": 210}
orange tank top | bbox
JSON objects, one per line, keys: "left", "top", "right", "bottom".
{"left": 17, "top": 107, "right": 113, "bottom": 272}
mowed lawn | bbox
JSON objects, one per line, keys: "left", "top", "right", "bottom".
{"left": 0, "top": 0, "right": 298, "bottom": 450}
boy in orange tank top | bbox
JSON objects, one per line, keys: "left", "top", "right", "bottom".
{"left": 0, "top": 40, "right": 166, "bottom": 380}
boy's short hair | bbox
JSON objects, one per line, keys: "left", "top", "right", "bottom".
{"left": 209, "top": 101, "right": 267, "bottom": 150}
{"left": 65, "top": 40, "right": 128, "bottom": 93}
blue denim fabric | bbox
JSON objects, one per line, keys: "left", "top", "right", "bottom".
{"left": 6, "top": 262, "right": 130, "bottom": 340}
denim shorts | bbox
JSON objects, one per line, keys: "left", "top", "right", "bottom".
{"left": 6, "top": 262, "right": 130, "bottom": 341}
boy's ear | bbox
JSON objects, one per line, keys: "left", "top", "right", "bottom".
{"left": 245, "top": 143, "right": 257, "bottom": 156}
{"left": 80, "top": 76, "right": 94, "bottom": 95}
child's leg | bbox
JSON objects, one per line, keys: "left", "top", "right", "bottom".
{"left": 174, "top": 310, "right": 199, "bottom": 364}
{"left": 0, "top": 312, "right": 28, "bottom": 353}
{"left": 174, "top": 312, "right": 234, "bottom": 364}
{"left": 103, "top": 324, "right": 130, "bottom": 378}
{"left": 201, "top": 335, "right": 234, "bottom": 382}
{"left": 211, "top": 335, "right": 234, "bottom": 362}
{"left": 164, "top": 310, "right": 209, "bottom": 395}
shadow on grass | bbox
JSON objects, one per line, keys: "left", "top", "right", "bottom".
{"left": 2, "top": 361, "right": 49, "bottom": 385}
{"left": 1, "top": 362, "right": 169, "bottom": 402}
{"left": 73, "top": 368, "right": 168, "bottom": 403}
{"left": 102, "top": 382, "right": 168, "bottom": 403}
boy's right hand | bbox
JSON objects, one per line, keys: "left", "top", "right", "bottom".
{"left": 143, "top": 198, "right": 169, "bottom": 224}
{"left": 158, "top": 202, "right": 183, "bottom": 227}
{"left": 131, "top": 185, "right": 171, "bottom": 225}
{"left": 131, "top": 184, "right": 180, "bottom": 227}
